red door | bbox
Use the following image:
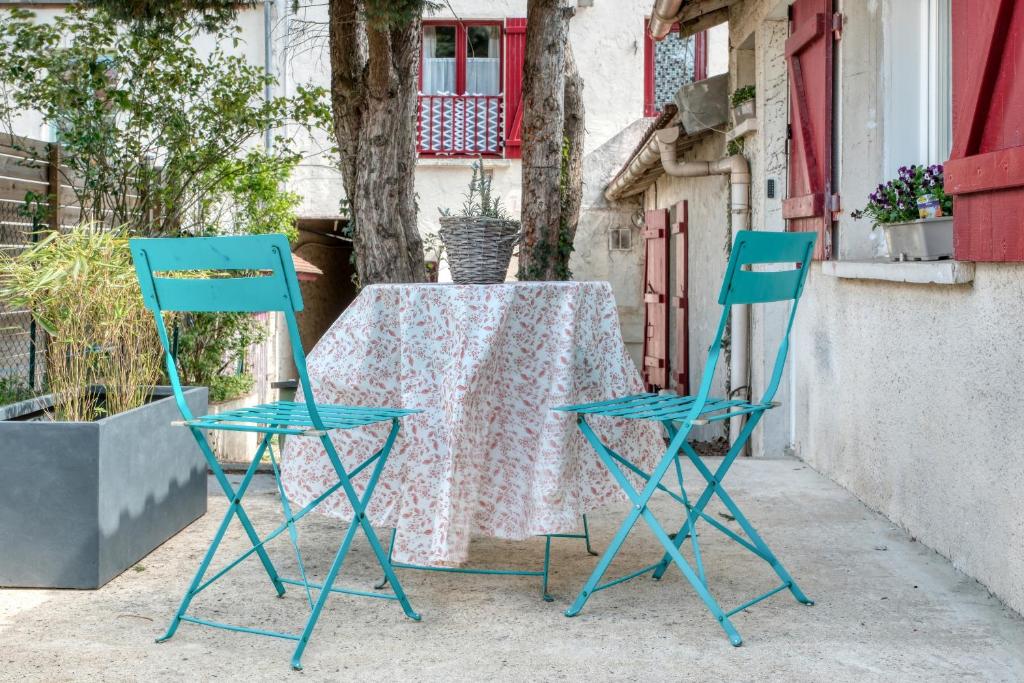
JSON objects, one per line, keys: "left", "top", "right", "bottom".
{"left": 641, "top": 208, "right": 670, "bottom": 391}
{"left": 945, "top": 0, "right": 1024, "bottom": 261}
{"left": 672, "top": 201, "right": 690, "bottom": 395}
{"left": 784, "top": 0, "right": 835, "bottom": 260}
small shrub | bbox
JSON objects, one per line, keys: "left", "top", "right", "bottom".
{"left": 731, "top": 85, "right": 755, "bottom": 107}
{"left": 0, "top": 376, "right": 34, "bottom": 405}
{"left": 439, "top": 158, "right": 516, "bottom": 221}
{"left": 0, "top": 227, "right": 162, "bottom": 420}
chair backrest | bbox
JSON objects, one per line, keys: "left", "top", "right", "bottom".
{"left": 688, "top": 230, "right": 816, "bottom": 418}
{"left": 130, "top": 234, "right": 317, "bottom": 425}
{"left": 129, "top": 234, "right": 303, "bottom": 314}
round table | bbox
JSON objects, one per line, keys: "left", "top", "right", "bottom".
{"left": 282, "top": 281, "right": 663, "bottom": 566}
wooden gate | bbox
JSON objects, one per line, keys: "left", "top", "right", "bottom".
{"left": 641, "top": 208, "right": 670, "bottom": 391}
{"left": 945, "top": 0, "right": 1024, "bottom": 261}
{"left": 784, "top": 0, "right": 836, "bottom": 260}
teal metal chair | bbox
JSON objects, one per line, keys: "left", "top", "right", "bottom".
{"left": 130, "top": 234, "right": 420, "bottom": 670}
{"left": 554, "top": 230, "right": 816, "bottom": 646}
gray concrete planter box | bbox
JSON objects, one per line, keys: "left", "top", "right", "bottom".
{"left": 882, "top": 216, "right": 954, "bottom": 261}
{"left": 0, "top": 386, "right": 208, "bottom": 589}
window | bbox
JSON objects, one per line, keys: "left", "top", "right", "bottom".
{"left": 418, "top": 22, "right": 505, "bottom": 157}
{"left": 883, "top": 0, "right": 952, "bottom": 177}
{"left": 643, "top": 26, "right": 708, "bottom": 117}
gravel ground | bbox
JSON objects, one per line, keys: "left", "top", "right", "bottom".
{"left": 3, "top": 456, "right": 1023, "bottom": 682}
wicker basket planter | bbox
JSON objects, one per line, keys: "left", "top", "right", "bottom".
{"left": 439, "top": 216, "right": 520, "bottom": 284}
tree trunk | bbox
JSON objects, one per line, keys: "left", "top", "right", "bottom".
{"left": 518, "top": 0, "right": 572, "bottom": 281}
{"left": 560, "top": 40, "right": 585, "bottom": 256}
{"left": 328, "top": 0, "right": 426, "bottom": 286}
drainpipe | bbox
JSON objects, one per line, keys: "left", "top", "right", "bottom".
{"left": 655, "top": 126, "right": 751, "bottom": 450}
{"left": 263, "top": 0, "right": 274, "bottom": 153}
{"left": 649, "top": 0, "right": 685, "bottom": 40}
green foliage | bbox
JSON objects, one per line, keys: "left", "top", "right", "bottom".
{"left": 0, "top": 376, "right": 33, "bottom": 405}
{"left": 726, "top": 137, "right": 745, "bottom": 157}
{"left": 202, "top": 151, "right": 302, "bottom": 242}
{"left": 171, "top": 311, "right": 267, "bottom": 404}
{"left": 0, "top": 5, "right": 329, "bottom": 235}
{"left": 731, "top": 85, "right": 755, "bottom": 107}
{"left": 0, "top": 227, "right": 162, "bottom": 421}
{"left": 207, "top": 372, "right": 255, "bottom": 404}
{"left": 439, "top": 158, "right": 515, "bottom": 221}
{"left": 81, "top": 0, "right": 255, "bottom": 32}
{"left": 362, "top": 0, "right": 444, "bottom": 30}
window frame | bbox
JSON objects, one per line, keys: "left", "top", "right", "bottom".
{"left": 881, "top": 0, "right": 952, "bottom": 178}
{"left": 643, "top": 24, "right": 709, "bottom": 117}
{"left": 420, "top": 20, "right": 504, "bottom": 97}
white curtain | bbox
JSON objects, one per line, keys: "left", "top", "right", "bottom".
{"left": 423, "top": 59, "right": 456, "bottom": 94}
{"left": 466, "top": 58, "right": 500, "bottom": 95}
{"left": 423, "top": 26, "right": 455, "bottom": 94}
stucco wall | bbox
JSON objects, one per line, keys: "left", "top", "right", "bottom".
{"left": 643, "top": 134, "right": 731, "bottom": 442}
{"left": 793, "top": 264, "right": 1024, "bottom": 615}
{"left": 723, "top": 0, "right": 1024, "bottom": 615}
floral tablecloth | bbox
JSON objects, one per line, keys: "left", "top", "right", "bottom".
{"left": 282, "top": 281, "right": 663, "bottom": 566}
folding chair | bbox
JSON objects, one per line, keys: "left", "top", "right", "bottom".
{"left": 130, "top": 234, "right": 420, "bottom": 670}
{"left": 554, "top": 230, "right": 816, "bottom": 646}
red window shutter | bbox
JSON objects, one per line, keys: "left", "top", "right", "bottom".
{"left": 504, "top": 18, "right": 527, "bottom": 159}
{"left": 944, "top": 0, "right": 1024, "bottom": 261}
{"left": 642, "top": 209, "right": 670, "bottom": 391}
{"left": 672, "top": 201, "right": 690, "bottom": 395}
{"left": 783, "top": 0, "right": 834, "bottom": 260}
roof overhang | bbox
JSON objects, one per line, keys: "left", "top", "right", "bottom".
{"left": 604, "top": 73, "right": 729, "bottom": 201}
{"left": 649, "top": 0, "right": 736, "bottom": 40}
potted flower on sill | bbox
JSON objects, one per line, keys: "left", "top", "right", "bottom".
{"left": 438, "top": 159, "right": 521, "bottom": 284}
{"left": 0, "top": 227, "right": 207, "bottom": 589}
{"left": 851, "top": 164, "right": 954, "bottom": 261}
{"left": 731, "top": 85, "right": 756, "bottom": 126}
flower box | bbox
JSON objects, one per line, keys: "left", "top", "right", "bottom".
{"left": 0, "top": 386, "right": 208, "bottom": 588}
{"left": 882, "top": 216, "right": 954, "bottom": 261}
{"left": 732, "top": 99, "right": 755, "bottom": 126}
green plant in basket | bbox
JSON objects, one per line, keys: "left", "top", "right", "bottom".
{"left": 439, "top": 158, "right": 516, "bottom": 222}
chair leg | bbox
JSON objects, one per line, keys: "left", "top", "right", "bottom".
{"left": 373, "top": 527, "right": 398, "bottom": 591}
{"left": 678, "top": 442, "right": 813, "bottom": 606}
{"left": 191, "top": 429, "right": 286, "bottom": 597}
{"left": 566, "top": 418, "right": 742, "bottom": 645}
{"left": 291, "top": 419, "right": 420, "bottom": 671}
{"left": 267, "top": 439, "right": 315, "bottom": 610}
{"left": 157, "top": 449, "right": 271, "bottom": 642}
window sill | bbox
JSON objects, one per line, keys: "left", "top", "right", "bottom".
{"left": 726, "top": 117, "right": 757, "bottom": 142}
{"left": 821, "top": 259, "right": 975, "bottom": 284}
{"left": 417, "top": 157, "right": 514, "bottom": 168}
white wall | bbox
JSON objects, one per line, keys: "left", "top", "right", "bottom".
{"left": 723, "top": 0, "right": 1024, "bottom": 616}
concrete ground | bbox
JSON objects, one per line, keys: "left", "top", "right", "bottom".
{"left": 3, "top": 457, "right": 1024, "bottom": 682}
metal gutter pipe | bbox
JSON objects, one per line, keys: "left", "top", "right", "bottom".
{"left": 655, "top": 126, "right": 751, "bottom": 450}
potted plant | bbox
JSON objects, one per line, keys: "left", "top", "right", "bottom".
{"left": 438, "top": 159, "right": 521, "bottom": 284}
{"left": 731, "top": 85, "right": 756, "bottom": 126}
{"left": 851, "top": 164, "right": 954, "bottom": 261}
{"left": 0, "top": 227, "right": 207, "bottom": 589}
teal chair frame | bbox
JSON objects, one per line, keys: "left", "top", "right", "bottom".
{"left": 130, "top": 234, "right": 420, "bottom": 670}
{"left": 554, "top": 230, "right": 817, "bottom": 646}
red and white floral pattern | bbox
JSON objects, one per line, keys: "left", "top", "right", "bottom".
{"left": 282, "top": 282, "right": 663, "bottom": 566}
